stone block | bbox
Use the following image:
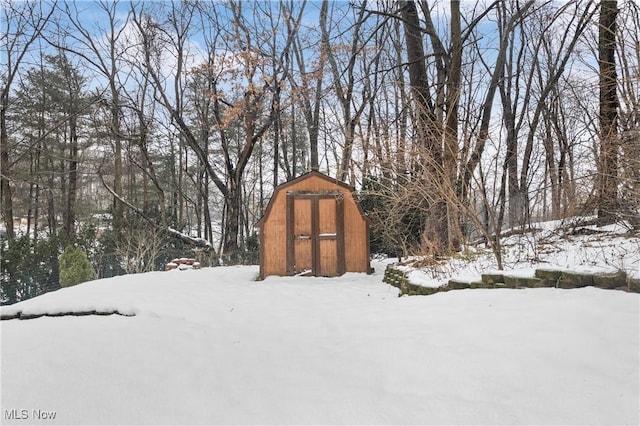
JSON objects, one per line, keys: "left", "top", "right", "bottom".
{"left": 503, "top": 276, "right": 542, "bottom": 288}
{"left": 592, "top": 271, "right": 627, "bottom": 289}
{"left": 534, "top": 269, "right": 564, "bottom": 282}
{"left": 447, "top": 279, "right": 471, "bottom": 290}
{"left": 481, "top": 273, "right": 504, "bottom": 285}
{"left": 558, "top": 271, "right": 594, "bottom": 288}
{"left": 470, "top": 281, "right": 494, "bottom": 289}
{"left": 628, "top": 278, "right": 640, "bottom": 293}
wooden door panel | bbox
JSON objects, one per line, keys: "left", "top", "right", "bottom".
{"left": 318, "top": 198, "right": 336, "bottom": 235}
{"left": 293, "top": 199, "right": 311, "bottom": 236}
{"left": 292, "top": 198, "right": 313, "bottom": 274}
{"left": 294, "top": 240, "right": 312, "bottom": 273}
{"left": 287, "top": 192, "right": 344, "bottom": 277}
{"left": 318, "top": 197, "right": 337, "bottom": 276}
{"left": 318, "top": 239, "right": 337, "bottom": 276}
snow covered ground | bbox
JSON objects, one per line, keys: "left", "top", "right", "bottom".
{"left": 398, "top": 219, "right": 640, "bottom": 288}
{"left": 1, "top": 260, "right": 639, "bottom": 425}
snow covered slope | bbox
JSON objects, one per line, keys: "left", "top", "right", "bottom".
{"left": 396, "top": 219, "right": 640, "bottom": 288}
{"left": 1, "top": 262, "right": 639, "bottom": 425}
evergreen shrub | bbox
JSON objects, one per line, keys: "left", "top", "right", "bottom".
{"left": 1, "top": 235, "right": 63, "bottom": 305}
{"left": 59, "top": 245, "right": 94, "bottom": 287}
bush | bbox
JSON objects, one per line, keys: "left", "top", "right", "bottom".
{"left": 59, "top": 245, "right": 94, "bottom": 287}
{"left": 240, "top": 232, "right": 259, "bottom": 265}
{"left": 360, "top": 175, "right": 424, "bottom": 257}
{"left": 1, "top": 235, "right": 63, "bottom": 305}
{"left": 1, "top": 229, "right": 100, "bottom": 305}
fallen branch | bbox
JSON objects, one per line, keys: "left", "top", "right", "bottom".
{"left": 167, "top": 228, "right": 212, "bottom": 251}
{"left": 99, "top": 174, "right": 214, "bottom": 252}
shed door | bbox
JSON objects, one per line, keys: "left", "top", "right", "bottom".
{"left": 286, "top": 192, "right": 345, "bottom": 277}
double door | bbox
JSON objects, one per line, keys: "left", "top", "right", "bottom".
{"left": 286, "top": 191, "right": 345, "bottom": 277}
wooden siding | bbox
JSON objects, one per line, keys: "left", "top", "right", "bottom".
{"left": 257, "top": 172, "right": 370, "bottom": 279}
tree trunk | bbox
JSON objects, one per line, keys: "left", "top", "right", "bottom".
{"left": 46, "top": 156, "right": 56, "bottom": 235}
{"left": 64, "top": 115, "right": 78, "bottom": 238}
{"left": 597, "top": 0, "right": 619, "bottom": 219}
{"left": 0, "top": 101, "right": 14, "bottom": 240}
{"left": 223, "top": 183, "right": 241, "bottom": 263}
{"left": 111, "top": 86, "right": 124, "bottom": 229}
{"left": 0, "top": 1, "right": 55, "bottom": 242}
{"left": 445, "top": 0, "right": 462, "bottom": 249}
{"left": 400, "top": 0, "right": 448, "bottom": 254}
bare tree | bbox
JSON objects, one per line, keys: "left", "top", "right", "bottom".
{"left": 289, "top": 0, "right": 323, "bottom": 173}
{"left": 132, "top": 1, "right": 303, "bottom": 261}
{"left": 494, "top": 1, "right": 597, "bottom": 228}
{"left": 115, "top": 225, "right": 164, "bottom": 274}
{"left": 53, "top": 0, "right": 132, "bottom": 230}
{"left": 597, "top": 0, "right": 619, "bottom": 220}
{"left": 399, "top": 0, "right": 448, "bottom": 254}
{"left": 617, "top": 0, "right": 640, "bottom": 228}
{"left": 320, "top": 1, "right": 381, "bottom": 183}
{"left": 1, "top": 0, "right": 55, "bottom": 241}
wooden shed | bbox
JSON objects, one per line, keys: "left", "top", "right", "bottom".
{"left": 256, "top": 171, "right": 371, "bottom": 279}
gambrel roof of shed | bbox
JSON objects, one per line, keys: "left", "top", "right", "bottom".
{"left": 255, "top": 170, "right": 371, "bottom": 228}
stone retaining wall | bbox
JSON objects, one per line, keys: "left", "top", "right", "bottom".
{"left": 384, "top": 265, "right": 640, "bottom": 296}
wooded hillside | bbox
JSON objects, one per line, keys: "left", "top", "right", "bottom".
{"left": 1, "top": 0, "right": 638, "bottom": 303}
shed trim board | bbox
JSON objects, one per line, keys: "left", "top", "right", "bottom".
{"left": 285, "top": 192, "right": 295, "bottom": 275}
{"left": 335, "top": 195, "right": 345, "bottom": 275}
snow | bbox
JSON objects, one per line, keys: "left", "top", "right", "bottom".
{"left": 167, "top": 227, "right": 212, "bottom": 250}
{"left": 396, "top": 219, "right": 640, "bottom": 287}
{"left": 1, "top": 261, "right": 639, "bottom": 425}
{"left": 404, "top": 269, "right": 444, "bottom": 288}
